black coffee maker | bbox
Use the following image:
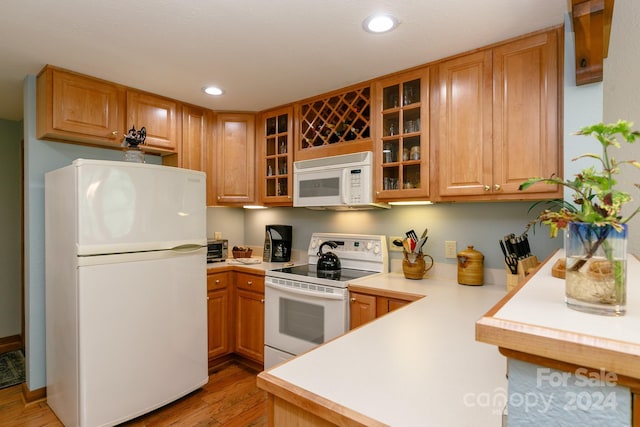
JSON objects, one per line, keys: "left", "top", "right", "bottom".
{"left": 263, "top": 225, "right": 292, "bottom": 262}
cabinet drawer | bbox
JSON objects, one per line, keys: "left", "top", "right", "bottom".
{"left": 235, "top": 272, "right": 265, "bottom": 293}
{"left": 207, "top": 271, "right": 228, "bottom": 290}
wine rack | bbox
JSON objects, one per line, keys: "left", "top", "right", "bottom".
{"left": 299, "top": 86, "right": 371, "bottom": 149}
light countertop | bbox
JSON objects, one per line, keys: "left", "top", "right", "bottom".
{"left": 258, "top": 273, "right": 509, "bottom": 426}
{"left": 477, "top": 250, "right": 640, "bottom": 380}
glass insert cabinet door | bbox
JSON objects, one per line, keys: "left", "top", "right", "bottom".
{"left": 260, "top": 106, "right": 293, "bottom": 205}
{"left": 375, "top": 68, "right": 430, "bottom": 200}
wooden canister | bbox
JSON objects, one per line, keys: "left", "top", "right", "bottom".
{"left": 457, "top": 246, "right": 484, "bottom": 285}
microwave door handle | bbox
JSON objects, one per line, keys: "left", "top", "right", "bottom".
{"left": 341, "top": 168, "right": 350, "bottom": 204}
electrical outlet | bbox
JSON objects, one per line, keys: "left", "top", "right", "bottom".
{"left": 389, "top": 236, "right": 404, "bottom": 252}
{"left": 445, "top": 240, "right": 457, "bottom": 259}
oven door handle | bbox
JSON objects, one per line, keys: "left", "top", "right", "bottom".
{"left": 265, "top": 280, "right": 346, "bottom": 301}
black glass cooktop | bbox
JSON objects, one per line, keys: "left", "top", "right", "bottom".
{"left": 270, "top": 264, "right": 378, "bottom": 282}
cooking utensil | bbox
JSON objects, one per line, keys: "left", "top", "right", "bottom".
{"left": 416, "top": 236, "right": 428, "bottom": 253}
{"left": 406, "top": 229, "right": 419, "bottom": 243}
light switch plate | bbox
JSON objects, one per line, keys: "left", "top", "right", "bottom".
{"left": 445, "top": 240, "right": 457, "bottom": 259}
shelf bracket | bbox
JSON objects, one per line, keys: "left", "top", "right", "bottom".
{"left": 571, "top": 0, "right": 615, "bottom": 86}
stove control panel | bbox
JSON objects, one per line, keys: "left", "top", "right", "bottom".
{"left": 308, "top": 233, "right": 388, "bottom": 272}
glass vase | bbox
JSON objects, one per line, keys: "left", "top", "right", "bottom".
{"left": 565, "top": 222, "right": 628, "bottom": 316}
{"left": 123, "top": 147, "right": 145, "bottom": 163}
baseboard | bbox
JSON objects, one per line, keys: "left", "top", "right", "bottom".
{"left": 21, "top": 383, "right": 46, "bottom": 405}
{"left": 0, "top": 334, "right": 23, "bottom": 354}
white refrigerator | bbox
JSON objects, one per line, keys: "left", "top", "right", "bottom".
{"left": 45, "top": 159, "right": 208, "bottom": 427}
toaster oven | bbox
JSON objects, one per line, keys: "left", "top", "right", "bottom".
{"left": 207, "top": 239, "right": 228, "bottom": 263}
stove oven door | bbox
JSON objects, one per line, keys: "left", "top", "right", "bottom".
{"left": 264, "top": 277, "right": 348, "bottom": 369}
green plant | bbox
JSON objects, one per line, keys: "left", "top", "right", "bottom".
{"left": 520, "top": 120, "right": 640, "bottom": 237}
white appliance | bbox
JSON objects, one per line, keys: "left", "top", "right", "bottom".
{"left": 264, "top": 233, "right": 388, "bottom": 369}
{"left": 45, "top": 159, "right": 208, "bottom": 427}
{"left": 293, "top": 151, "right": 389, "bottom": 210}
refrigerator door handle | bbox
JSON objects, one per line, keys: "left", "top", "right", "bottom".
{"left": 170, "top": 244, "right": 206, "bottom": 253}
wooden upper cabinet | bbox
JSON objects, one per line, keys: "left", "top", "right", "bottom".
{"left": 126, "top": 89, "right": 180, "bottom": 154}
{"left": 181, "top": 105, "right": 207, "bottom": 171}
{"left": 374, "top": 68, "right": 430, "bottom": 201}
{"left": 214, "top": 113, "right": 256, "bottom": 205}
{"left": 435, "top": 27, "right": 562, "bottom": 200}
{"left": 492, "top": 29, "right": 561, "bottom": 197}
{"left": 37, "top": 66, "right": 125, "bottom": 147}
{"left": 257, "top": 106, "right": 293, "bottom": 206}
{"left": 435, "top": 50, "right": 493, "bottom": 197}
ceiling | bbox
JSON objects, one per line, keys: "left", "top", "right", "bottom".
{"left": 0, "top": 0, "right": 568, "bottom": 122}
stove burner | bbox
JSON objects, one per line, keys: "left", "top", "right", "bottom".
{"left": 270, "top": 265, "right": 376, "bottom": 282}
{"left": 317, "top": 269, "right": 341, "bottom": 280}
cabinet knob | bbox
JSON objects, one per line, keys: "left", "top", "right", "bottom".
{"left": 112, "top": 130, "right": 118, "bottom": 136}
{"left": 350, "top": 297, "right": 356, "bottom": 303}
{"left": 215, "top": 279, "right": 220, "bottom": 284}
{"left": 494, "top": 184, "right": 501, "bottom": 191}
{"left": 247, "top": 281, "right": 253, "bottom": 286}
{"left": 260, "top": 299, "right": 265, "bottom": 304}
{"left": 206, "top": 296, "right": 210, "bottom": 300}
{"left": 484, "top": 185, "right": 491, "bottom": 191}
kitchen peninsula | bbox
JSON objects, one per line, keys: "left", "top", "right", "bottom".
{"left": 257, "top": 273, "right": 508, "bottom": 426}
{"left": 476, "top": 251, "right": 640, "bottom": 426}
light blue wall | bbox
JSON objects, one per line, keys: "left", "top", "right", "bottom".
{"left": 0, "top": 118, "right": 22, "bottom": 338}
{"left": 22, "top": 75, "right": 161, "bottom": 390}
{"left": 243, "top": 204, "right": 563, "bottom": 270}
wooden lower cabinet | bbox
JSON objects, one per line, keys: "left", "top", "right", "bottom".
{"left": 207, "top": 271, "right": 231, "bottom": 361}
{"left": 207, "top": 269, "right": 265, "bottom": 368}
{"left": 349, "top": 288, "right": 416, "bottom": 329}
{"left": 349, "top": 292, "right": 376, "bottom": 329}
{"left": 234, "top": 271, "right": 265, "bottom": 365}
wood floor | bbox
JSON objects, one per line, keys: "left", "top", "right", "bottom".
{"left": 0, "top": 363, "right": 267, "bottom": 426}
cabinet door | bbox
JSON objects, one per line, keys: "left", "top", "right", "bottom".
{"left": 374, "top": 68, "right": 430, "bottom": 201}
{"left": 37, "top": 67, "right": 124, "bottom": 146}
{"left": 181, "top": 105, "right": 207, "bottom": 172}
{"left": 377, "top": 297, "right": 410, "bottom": 316}
{"left": 436, "top": 50, "right": 493, "bottom": 197}
{"left": 215, "top": 113, "right": 256, "bottom": 205}
{"left": 207, "top": 272, "right": 230, "bottom": 360}
{"left": 349, "top": 292, "right": 376, "bottom": 330}
{"left": 126, "top": 90, "right": 180, "bottom": 153}
{"left": 257, "top": 106, "right": 293, "bottom": 206}
{"left": 235, "top": 288, "right": 265, "bottom": 364}
{"left": 493, "top": 29, "right": 561, "bottom": 196}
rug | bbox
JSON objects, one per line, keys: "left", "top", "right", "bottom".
{"left": 0, "top": 350, "right": 25, "bottom": 390}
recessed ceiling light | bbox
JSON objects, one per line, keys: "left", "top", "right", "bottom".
{"left": 203, "top": 86, "right": 224, "bottom": 96}
{"left": 363, "top": 14, "right": 398, "bottom": 34}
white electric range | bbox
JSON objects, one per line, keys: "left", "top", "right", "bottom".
{"left": 264, "top": 233, "right": 388, "bottom": 369}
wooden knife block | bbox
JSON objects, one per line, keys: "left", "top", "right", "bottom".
{"left": 506, "top": 255, "right": 539, "bottom": 291}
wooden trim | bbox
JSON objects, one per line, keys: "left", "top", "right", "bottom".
{"left": 571, "top": 0, "right": 615, "bottom": 85}
{"left": 347, "top": 284, "right": 423, "bottom": 302}
{"left": 21, "top": 384, "right": 46, "bottom": 405}
{"left": 257, "top": 372, "right": 387, "bottom": 427}
{"left": 499, "top": 347, "right": 640, "bottom": 391}
{"left": 0, "top": 335, "right": 22, "bottom": 354}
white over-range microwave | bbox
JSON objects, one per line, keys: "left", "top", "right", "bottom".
{"left": 293, "top": 151, "right": 389, "bottom": 210}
